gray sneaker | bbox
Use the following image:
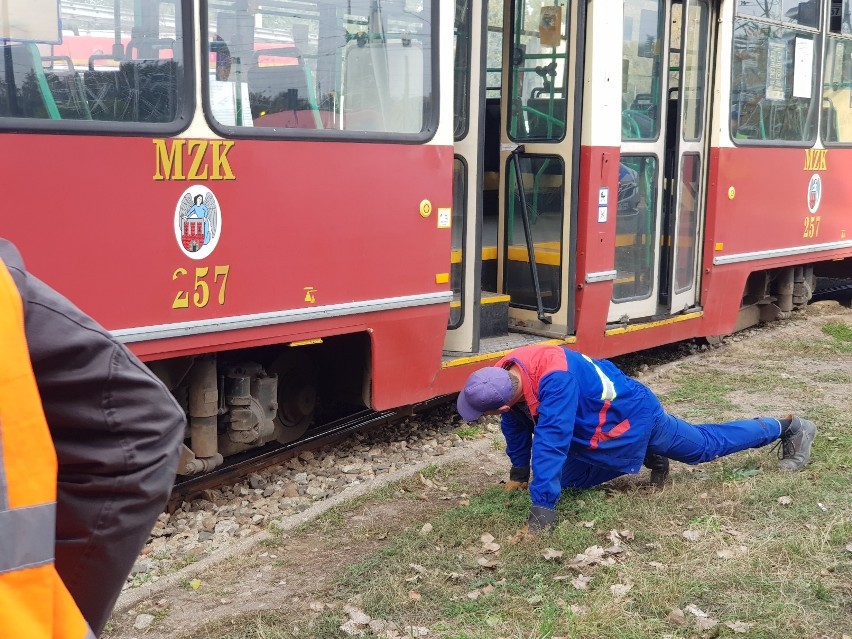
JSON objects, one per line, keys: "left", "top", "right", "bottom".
{"left": 778, "top": 416, "right": 817, "bottom": 472}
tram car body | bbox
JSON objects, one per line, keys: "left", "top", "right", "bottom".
{"left": 1, "top": 0, "right": 850, "bottom": 474}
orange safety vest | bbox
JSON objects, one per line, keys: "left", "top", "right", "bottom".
{"left": 0, "top": 259, "right": 95, "bottom": 639}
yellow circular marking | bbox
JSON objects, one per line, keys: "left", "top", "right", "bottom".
{"left": 419, "top": 199, "right": 432, "bottom": 218}
{"left": 728, "top": 186, "right": 736, "bottom": 200}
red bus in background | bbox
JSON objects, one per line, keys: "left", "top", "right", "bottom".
{"left": 1, "top": 0, "right": 849, "bottom": 476}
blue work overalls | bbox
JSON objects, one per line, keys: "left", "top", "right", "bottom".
{"left": 497, "top": 346, "right": 781, "bottom": 510}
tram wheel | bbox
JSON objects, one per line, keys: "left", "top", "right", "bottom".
{"left": 268, "top": 350, "right": 318, "bottom": 444}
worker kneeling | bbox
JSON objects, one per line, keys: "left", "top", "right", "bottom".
{"left": 457, "top": 345, "right": 816, "bottom": 533}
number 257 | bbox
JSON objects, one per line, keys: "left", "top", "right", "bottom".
{"left": 803, "top": 215, "right": 821, "bottom": 239}
{"left": 172, "top": 265, "right": 230, "bottom": 309}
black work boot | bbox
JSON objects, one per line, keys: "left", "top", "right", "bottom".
{"left": 778, "top": 416, "right": 817, "bottom": 472}
{"left": 643, "top": 452, "right": 670, "bottom": 487}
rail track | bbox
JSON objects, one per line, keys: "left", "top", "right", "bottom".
{"left": 169, "top": 396, "right": 453, "bottom": 505}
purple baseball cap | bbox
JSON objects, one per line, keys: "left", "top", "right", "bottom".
{"left": 456, "top": 367, "right": 514, "bottom": 421}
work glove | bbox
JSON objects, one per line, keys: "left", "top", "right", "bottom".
{"left": 505, "top": 465, "right": 530, "bottom": 491}
{"left": 527, "top": 505, "right": 557, "bottom": 533}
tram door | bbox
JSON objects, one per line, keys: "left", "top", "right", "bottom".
{"left": 611, "top": 0, "right": 712, "bottom": 323}
{"left": 496, "top": 0, "right": 581, "bottom": 336}
{"left": 444, "top": 0, "right": 486, "bottom": 353}
{"left": 445, "top": 0, "right": 580, "bottom": 352}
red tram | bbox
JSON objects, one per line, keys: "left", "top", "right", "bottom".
{"left": 1, "top": 0, "right": 849, "bottom": 475}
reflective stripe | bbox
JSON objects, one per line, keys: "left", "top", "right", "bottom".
{"left": 582, "top": 354, "right": 617, "bottom": 401}
{"left": 0, "top": 502, "right": 55, "bottom": 574}
{"left": 111, "top": 291, "right": 453, "bottom": 343}
{"left": 0, "top": 424, "right": 7, "bottom": 511}
{"left": 585, "top": 270, "right": 618, "bottom": 283}
{"left": 713, "top": 239, "right": 852, "bottom": 265}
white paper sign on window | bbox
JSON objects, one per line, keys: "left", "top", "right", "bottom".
{"left": 793, "top": 37, "right": 814, "bottom": 99}
{"left": 0, "top": 0, "right": 61, "bottom": 44}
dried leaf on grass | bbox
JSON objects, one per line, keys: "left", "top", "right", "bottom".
{"left": 684, "top": 603, "right": 719, "bottom": 630}
{"left": 509, "top": 526, "right": 534, "bottom": 544}
{"left": 343, "top": 604, "right": 371, "bottom": 625}
{"left": 408, "top": 591, "right": 421, "bottom": 602}
{"left": 543, "top": 547, "right": 564, "bottom": 560}
{"left": 577, "top": 520, "right": 596, "bottom": 528}
{"left": 724, "top": 621, "right": 752, "bottom": 633}
{"left": 647, "top": 561, "right": 665, "bottom": 569}
{"left": 419, "top": 523, "right": 433, "bottom": 536}
{"left": 684, "top": 604, "right": 708, "bottom": 618}
{"left": 682, "top": 529, "right": 703, "bottom": 541}
{"left": 418, "top": 474, "right": 447, "bottom": 491}
{"left": 610, "top": 583, "right": 633, "bottom": 599}
{"left": 480, "top": 533, "right": 495, "bottom": 544}
{"left": 666, "top": 608, "right": 687, "bottom": 626}
{"left": 695, "top": 617, "right": 719, "bottom": 631}
{"left": 777, "top": 495, "right": 793, "bottom": 505}
{"left": 565, "top": 545, "right": 618, "bottom": 568}
{"left": 845, "top": 542, "right": 852, "bottom": 553}
{"left": 607, "top": 529, "right": 634, "bottom": 544}
{"left": 477, "top": 557, "right": 500, "bottom": 569}
{"left": 571, "top": 574, "right": 592, "bottom": 590}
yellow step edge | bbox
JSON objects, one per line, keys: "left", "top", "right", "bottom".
{"left": 605, "top": 311, "right": 703, "bottom": 336}
{"left": 443, "top": 336, "right": 577, "bottom": 368}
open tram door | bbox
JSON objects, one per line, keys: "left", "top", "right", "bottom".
{"left": 445, "top": 0, "right": 581, "bottom": 354}
{"left": 611, "top": 0, "right": 714, "bottom": 323}
{"left": 497, "top": 0, "right": 583, "bottom": 337}
{"left": 443, "top": 0, "right": 486, "bottom": 354}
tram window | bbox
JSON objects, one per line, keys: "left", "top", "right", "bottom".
{"left": 0, "top": 0, "right": 187, "bottom": 129}
{"left": 613, "top": 155, "right": 658, "bottom": 303}
{"left": 829, "top": 0, "right": 852, "bottom": 33}
{"left": 823, "top": 0, "right": 852, "bottom": 143}
{"left": 449, "top": 157, "right": 466, "bottom": 329}
{"left": 486, "top": 0, "right": 503, "bottom": 98}
{"left": 622, "top": 0, "right": 664, "bottom": 141}
{"left": 205, "top": 0, "right": 434, "bottom": 137}
{"left": 504, "top": 154, "right": 564, "bottom": 311}
{"left": 681, "top": 0, "right": 708, "bottom": 142}
{"left": 506, "top": 0, "right": 570, "bottom": 142}
{"left": 455, "top": 0, "right": 473, "bottom": 140}
{"left": 735, "top": 0, "right": 820, "bottom": 28}
{"left": 729, "top": 16, "right": 820, "bottom": 144}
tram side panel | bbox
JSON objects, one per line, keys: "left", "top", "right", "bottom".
{"left": 0, "top": 0, "right": 458, "bottom": 475}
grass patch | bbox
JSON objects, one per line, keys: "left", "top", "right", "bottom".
{"left": 822, "top": 321, "right": 852, "bottom": 342}
{"left": 184, "top": 312, "right": 852, "bottom": 639}
{"left": 455, "top": 425, "right": 485, "bottom": 440}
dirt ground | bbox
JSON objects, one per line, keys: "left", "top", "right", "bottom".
{"left": 103, "top": 301, "right": 852, "bottom": 639}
